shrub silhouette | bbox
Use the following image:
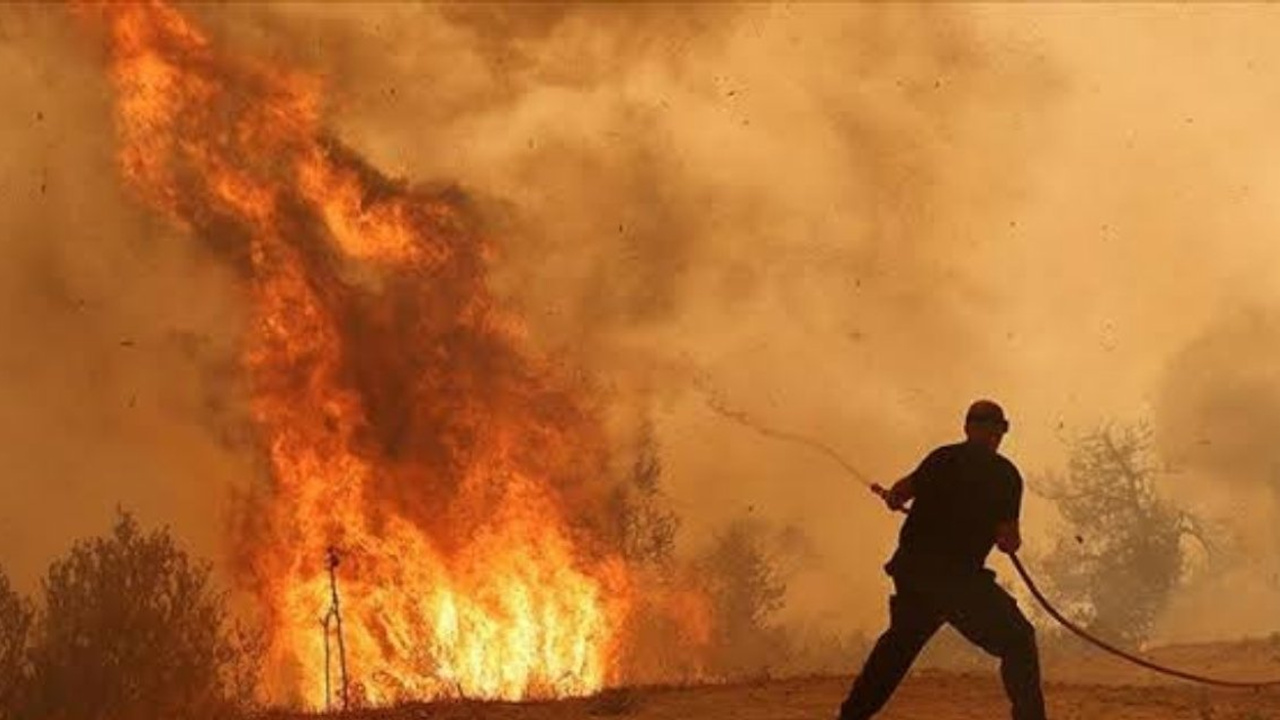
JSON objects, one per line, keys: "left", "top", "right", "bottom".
{"left": 0, "top": 568, "right": 33, "bottom": 720}
{"left": 23, "top": 511, "right": 257, "bottom": 720}
{"left": 698, "top": 517, "right": 789, "bottom": 678}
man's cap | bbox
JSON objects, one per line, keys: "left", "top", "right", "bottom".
{"left": 965, "top": 399, "right": 1009, "bottom": 430}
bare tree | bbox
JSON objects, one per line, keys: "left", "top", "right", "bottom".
{"left": 22, "top": 511, "right": 259, "bottom": 720}
{"left": 1038, "top": 424, "right": 1212, "bottom": 646}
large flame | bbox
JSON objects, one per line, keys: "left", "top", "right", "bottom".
{"left": 83, "top": 2, "right": 666, "bottom": 706}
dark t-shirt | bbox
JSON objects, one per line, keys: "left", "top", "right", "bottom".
{"left": 886, "top": 441, "right": 1023, "bottom": 579}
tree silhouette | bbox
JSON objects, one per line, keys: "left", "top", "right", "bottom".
{"left": 698, "top": 517, "right": 789, "bottom": 677}
{"left": 22, "top": 511, "right": 258, "bottom": 720}
{"left": 0, "top": 568, "right": 32, "bottom": 720}
{"left": 1039, "top": 424, "right": 1212, "bottom": 646}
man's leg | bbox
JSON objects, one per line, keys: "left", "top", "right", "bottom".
{"left": 945, "top": 575, "right": 1047, "bottom": 720}
{"left": 838, "top": 587, "right": 942, "bottom": 720}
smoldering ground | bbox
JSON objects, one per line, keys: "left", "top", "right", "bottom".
{"left": 3, "top": 2, "right": 1280, "bottom": 672}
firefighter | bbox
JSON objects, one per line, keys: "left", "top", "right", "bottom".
{"left": 838, "top": 400, "right": 1047, "bottom": 720}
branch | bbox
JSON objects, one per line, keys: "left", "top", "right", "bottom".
{"left": 1175, "top": 511, "right": 1215, "bottom": 557}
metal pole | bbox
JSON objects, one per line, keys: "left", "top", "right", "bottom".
{"left": 326, "top": 546, "right": 350, "bottom": 711}
{"left": 321, "top": 614, "right": 333, "bottom": 711}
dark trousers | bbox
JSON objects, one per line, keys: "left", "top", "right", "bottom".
{"left": 839, "top": 571, "right": 1046, "bottom": 720}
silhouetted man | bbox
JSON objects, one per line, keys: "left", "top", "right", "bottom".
{"left": 838, "top": 400, "right": 1047, "bottom": 720}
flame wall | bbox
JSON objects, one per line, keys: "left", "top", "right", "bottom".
{"left": 80, "top": 1, "right": 657, "bottom": 706}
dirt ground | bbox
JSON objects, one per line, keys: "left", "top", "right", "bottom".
{"left": 277, "top": 674, "right": 1280, "bottom": 720}
{"left": 275, "top": 641, "right": 1280, "bottom": 720}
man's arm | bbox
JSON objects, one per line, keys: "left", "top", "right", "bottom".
{"left": 874, "top": 448, "right": 944, "bottom": 511}
{"left": 883, "top": 474, "right": 915, "bottom": 511}
{"left": 871, "top": 475, "right": 915, "bottom": 511}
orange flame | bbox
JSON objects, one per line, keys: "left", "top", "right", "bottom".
{"left": 82, "top": 1, "right": 669, "bottom": 706}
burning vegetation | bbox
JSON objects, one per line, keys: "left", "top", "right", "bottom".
{"left": 72, "top": 1, "right": 720, "bottom": 709}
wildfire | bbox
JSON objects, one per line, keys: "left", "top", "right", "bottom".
{"left": 82, "top": 1, "right": 668, "bottom": 707}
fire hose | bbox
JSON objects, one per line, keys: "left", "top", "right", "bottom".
{"left": 696, "top": 382, "right": 1280, "bottom": 689}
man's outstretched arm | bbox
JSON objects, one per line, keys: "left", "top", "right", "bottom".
{"left": 871, "top": 474, "right": 915, "bottom": 511}
{"left": 884, "top": 475, "right": 915, "bottom": 510}
{"left": 874, "top": 449, "right": 945, "bottom": 511}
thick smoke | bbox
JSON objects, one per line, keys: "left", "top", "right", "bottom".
{"left": 177, "top": 4, "right": 1056, "bottom": 636}
{"left": 282, "top": 3, "right": 1054, "bottom": 635}
{"left": 0, "top": 6, "right": 254, "bottom": 588}
{"left": 1152, "top": 305, "right": 1280, "bottom": 641}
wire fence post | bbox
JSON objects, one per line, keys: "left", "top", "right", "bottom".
{"left": 321, "top": 613, "right": 333, "bottom": 711}
{"left": 320, "top": 545, "right": 350, "bottom": 711}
